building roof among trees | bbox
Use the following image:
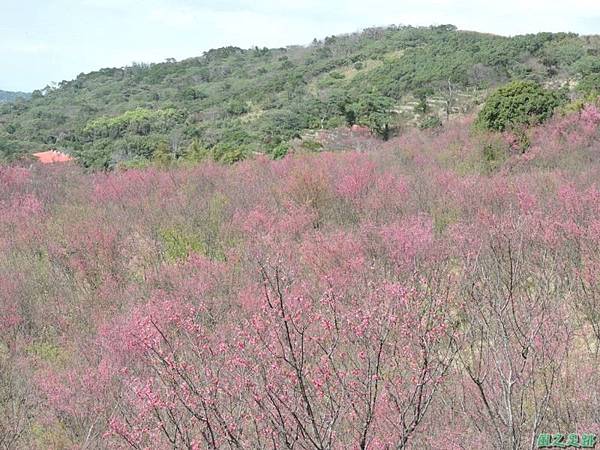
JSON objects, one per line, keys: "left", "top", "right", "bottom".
{"left": 33, "top": 150, "right": 73, "bottom": 164}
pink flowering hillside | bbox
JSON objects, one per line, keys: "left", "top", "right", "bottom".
{"left": 2, "top": 107, "right": 600, "bottom": 449}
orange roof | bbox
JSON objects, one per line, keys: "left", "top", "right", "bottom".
{"left": 33, "top": 150, "right": 73, "bottom": 164}
{"left": 351, "top": 124, "right": 370, "bottom": 133}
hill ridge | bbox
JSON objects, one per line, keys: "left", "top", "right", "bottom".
{"left": 1, "top": 24, "right": 599, "bottom": 167}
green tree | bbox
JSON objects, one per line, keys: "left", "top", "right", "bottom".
{"left": 0, "top": 137, "right": 24, "bottom": 162}
{"left": 414, "top": 89, "right": 431, "bottom": 114}
{"left": 226, "top": 100, "right": 249, "bottom": 116}
{"left": 152, "top": 141, "right": 173, "bottom": 167}
{"left": 351, "top": 92, "right": 396, "bottom": 140}
{"left": 577, "top": 73, "right": 600, "bottom": 99}
{"left": 212, "top": 143, "right": 247, "bottom": 164}
{"left": 270, "top": 142, "right": 290, "bottom": 159}
{"left": 419, "top": 115, "right": 442, "bottom": 130}
{"left": 183, "top": 139, "right": 210, "bottom": 162}
{"left": 476, "top": 80, "right": 564, "bottom": 131}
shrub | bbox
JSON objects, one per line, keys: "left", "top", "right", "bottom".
{"left": 270, "top": 142, "right": 289, "bottom": 159}
{"left": 183, "top": 139, "right": 211, "bottom": 162}
{"left": 151, "top": 141, "right": 173, "bottom": 167}
{"left": 159, "top": 227, "right": 204, "bottom": 261}
{"left": 300, "top": 139, "right": 324, "bottom": 151}
{"left": 212, "top": 143, "right": 247, "bottom": 164}
{"left": 476, "top": 80, "right": 565, "bottom": 131}
{"left": 419, "top": 115, "right": 442, "bottom": 130}
{"left": 481, "top": 142, "right": 508, "bottom": 173}
{"left": 0, "top": 137, "right": 25, "bottom": 163}
{"left": 350, "top": 92, "right": 396, "bottom": 140}
{"left": 577, "top": 73, "right": 600, "bottom": 99}
{"left": 226, "top": 100, "right": 250, "bottom": 116}
{"left": 83, "top": 108, "right": 182, "bottom": 139}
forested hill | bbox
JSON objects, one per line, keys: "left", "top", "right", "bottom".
{"left": 2, "top": 24, "right": 600, "bottom": 168}
{"left": 0, "top": 90, "right": 30, "bottom": 103}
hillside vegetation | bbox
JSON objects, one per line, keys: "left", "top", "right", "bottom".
{"left": 1, "top": 106, "right": 600, "bottom": 448}
{"left": 3, "top": 25, "right": 600, "bottom": 167}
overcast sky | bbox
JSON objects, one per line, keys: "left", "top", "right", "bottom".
{"left": 2, "top": 0, "right": 600, "bottom": 91}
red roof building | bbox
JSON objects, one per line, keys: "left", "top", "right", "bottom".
{"left": 33, "top": 150, "right": 73, "bottom": 164}
{"left": 351, "top": 124, "right": 371, "bottom": 134}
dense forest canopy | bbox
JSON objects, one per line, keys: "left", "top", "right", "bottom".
{"left": 2, "top": 24, "right": 600, "bottom": 167}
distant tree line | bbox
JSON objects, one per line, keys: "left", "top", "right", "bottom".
{"left": 1, "top": 25, "right": 600, "bottom": 167}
